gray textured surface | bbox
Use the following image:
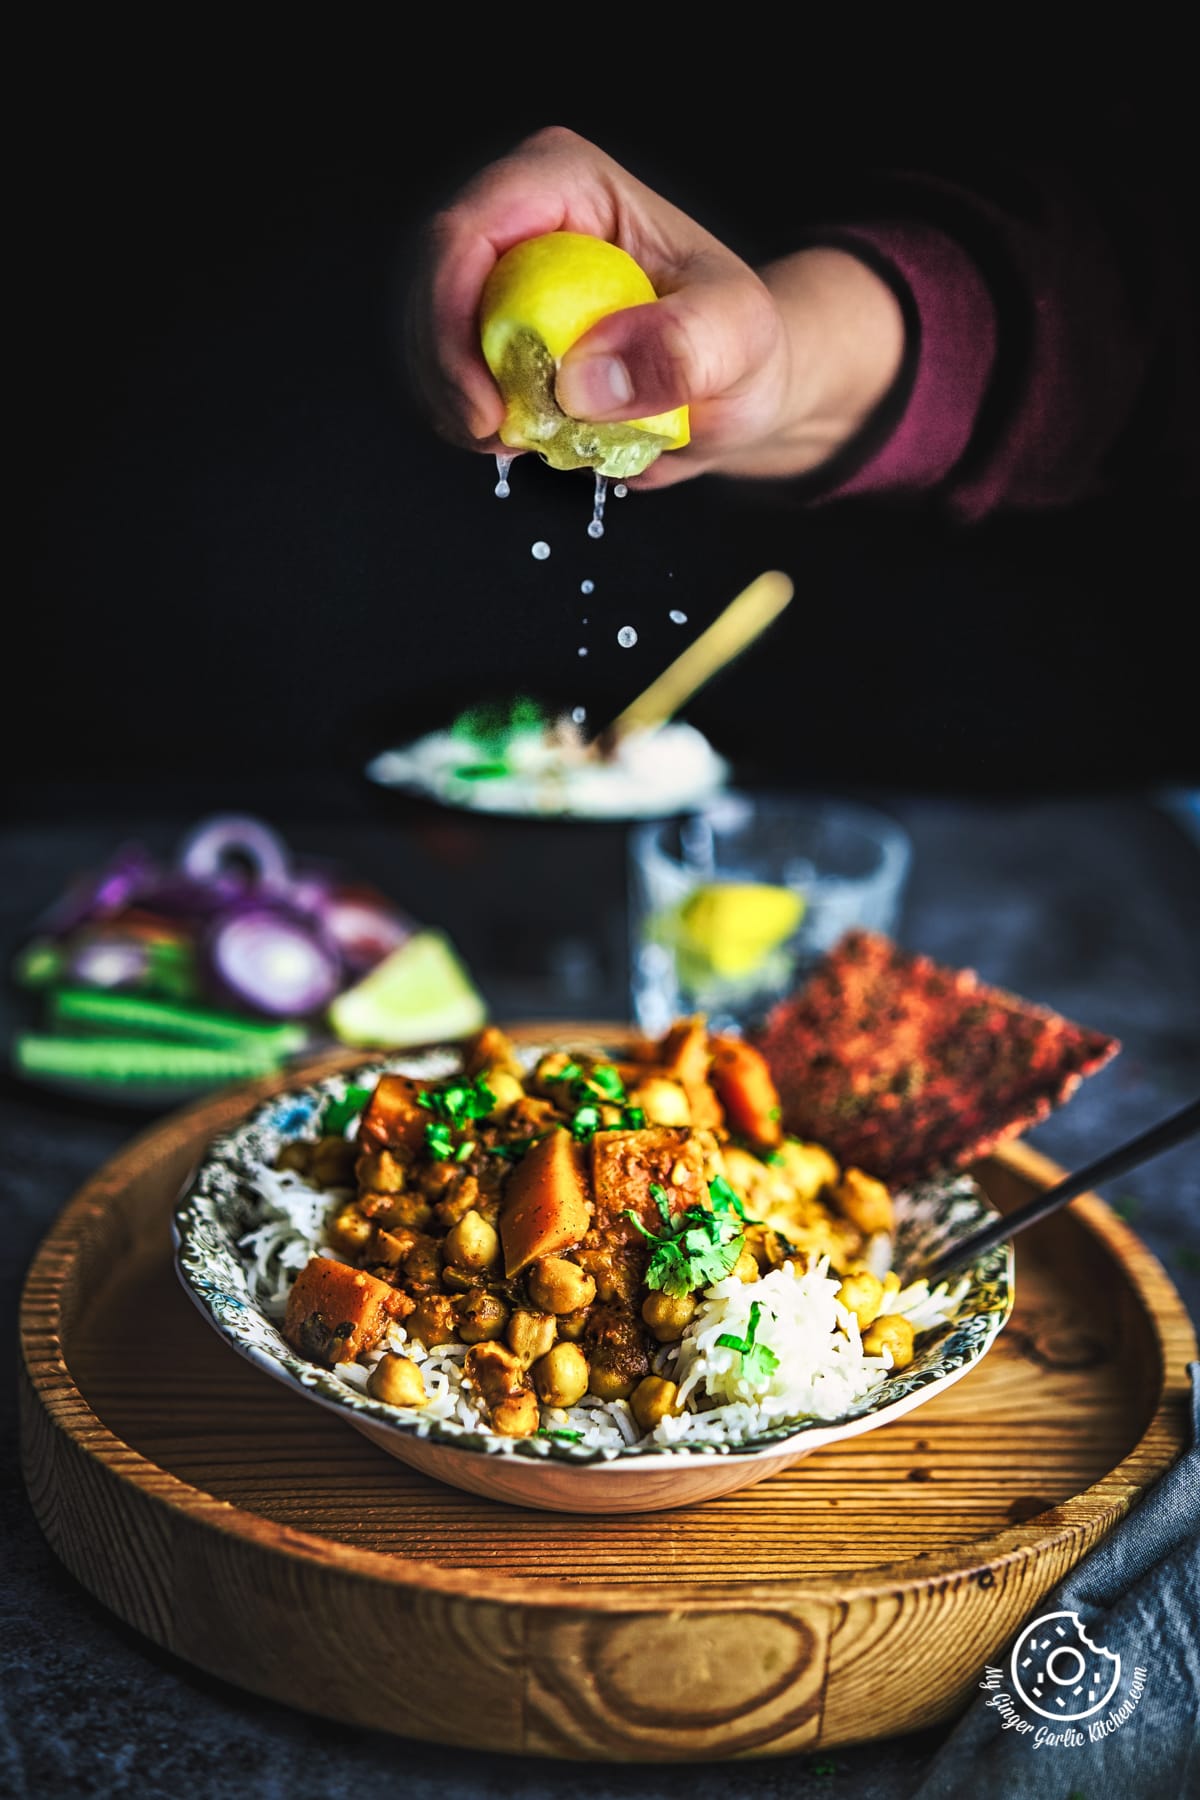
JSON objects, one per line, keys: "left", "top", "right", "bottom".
{"left": 2, "top": 783, "right": 1197, "bottom": 1799}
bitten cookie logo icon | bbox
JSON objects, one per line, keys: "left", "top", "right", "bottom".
{"left": 1010, "top": 1610, "right": 1122, "bottom": 1721}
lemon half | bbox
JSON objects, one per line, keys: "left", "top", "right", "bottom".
{"left": 480, "top": 231, "right": 689, "bottom": 479}
{"left": 678, "top": 882, "right": 805, "bottom": 978}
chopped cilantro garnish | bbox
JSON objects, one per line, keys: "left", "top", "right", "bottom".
{"left": 455, "top": 1140, "right": 475, "bottom": 1162}
{"left": 425, "top": 1120, "right": 455, "bottom": 1160}
{"left": 571, "top": 1104, "right": 603, "bottom": 1142}
{"left": 537, "top": 1427, "right": 584, "bottom": 1443}
{"left": 320, "top": 1083, "right": 373, "bottom": 1137}
{"left": 620, "top": 1104, "right": 646, "bottom": 1130}
{"left": 716, "top": 1300, "right": 780, "bottom": 1384}
{"left": 452, "top": 762, "right": 510, "bottom": 781}
{"left": 648, "top": 1181, "right": 673, "bottom": 1226}
{"left": 421, "top": 1076, "right": 495, "bottom": 1126}
{"left": 708, "top": 1174, "right": 746, "bottom": 1218}
{"left": 546, "top": 1060, "right": 582, "bottom": 1086}
{"left": 626, "top": 1174, "right": 747, "bottom": 1299}
{"left": 486, "top": 1135, "right": 537, "bottom": 1160}
{"left": 587, "top": 1063, "right": 627, "bottom": 1101}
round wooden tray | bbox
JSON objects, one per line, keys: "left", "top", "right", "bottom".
{"left": 19, "top": 1031, "right": 1197, "bottom": 1761}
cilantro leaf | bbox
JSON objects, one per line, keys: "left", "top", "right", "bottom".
{"left": 648, "top": 1181, "right": 673, "bottom": 1226}
{"left": 537, "top": 1427, "right": 584, "bottom": 1443}
{"left": 587, "top": 1063, "right": 627, "bottom": 1101}
{"left": 715, "top": 1300, "right": 780, "bottom": 1384}
{"left": 425, "top": 1120, "right": 455, "bottom": 1160}
{"left": 708, "top": 1174, "right": 746, "bottom": 1218}
{"left": 320, "top": 1083, "right": 373, "bottom": 1137}
{"left": 571, "top": 1104, "right": 602, "bottom": 1142}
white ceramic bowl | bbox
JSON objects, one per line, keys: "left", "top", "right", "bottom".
{"left": 173, "top": 1047, "right": 1014, "bottom": 1514}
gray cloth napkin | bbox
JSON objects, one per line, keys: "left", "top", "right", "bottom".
{"left": 908, "top": 1361, "right": 1200, "bottom": 1798}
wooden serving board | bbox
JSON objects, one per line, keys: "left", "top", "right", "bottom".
{"left": 19, "top": 1030, "right": 1197, "bottom": 1762}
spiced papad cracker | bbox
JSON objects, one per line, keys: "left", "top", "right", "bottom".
{"left": 752, "top": 930, "right": 1120, "bottom": 1187}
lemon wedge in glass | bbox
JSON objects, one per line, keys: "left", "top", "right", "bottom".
{"left": 479, "top": 231, "right": 689, "bottom": 479}
{"left": 677, "top": 882, "right": 805, "bottom": 978}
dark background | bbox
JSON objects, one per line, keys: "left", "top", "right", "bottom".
{"left": 17, "top": 50, "right": 1198, "bottom": 818}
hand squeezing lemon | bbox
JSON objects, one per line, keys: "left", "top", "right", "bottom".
{"left": 480, "top": 231, "right": 689, "bottom": 479}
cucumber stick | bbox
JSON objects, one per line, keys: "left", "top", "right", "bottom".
{"left": 49, "top": 987, "right": 308, "bottom": 1055}
{"left": 15, "top": 1033, "right": 289, "bottom": 1085}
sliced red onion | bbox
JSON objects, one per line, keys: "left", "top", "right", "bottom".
{"left": 37, "top": 842, "right": 160, "bottom": 937}
{"left": 307, "top": 884, "right": 415, "bottom": 974}
{"left": 203, "top": 903, "right": 342, "bottom": 1017}
{"left": 177, "top": 815, "right": 291, "bottom": 892}
{"left": 63, "top": 934, "right": 155, "bottom": 989}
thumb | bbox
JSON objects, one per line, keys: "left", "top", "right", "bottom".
{"left": 555, "top": 282, "right": 769, "bottom": 422}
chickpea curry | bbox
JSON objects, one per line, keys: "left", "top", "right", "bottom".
{"left": 280, "top": 1020, "right": 914, "bottom": 1441}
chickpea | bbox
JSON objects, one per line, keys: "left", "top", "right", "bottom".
{"left": 862, "top": 1314, "right": 916, "bottom": 1371}
{"left": 527, "top": 1256, "right": 597, "bottom": 1316}
{"left": 464, "top": 1341, "right": 524, "bottom": 1405}
{"left": 408, "top": 1293, "right": 459, "bottom": 1347}
{"left": 330, "top": 1203, "right": 374, "bottom": 1255}
{"left": 627, "top": 1077, "right": 690, "bottom": 1127}
{"left": 442, "top": 1209, "right": 501, "bottom": 1274}
{"left": 458, "top": 1289, "right": 510, "bottom": 1343}
{"left": 484, "top": 1067, "right": 525, "bottom": 1115}
{"left": 832, "top": 1167, "right": 895, "bottom": 1237}
{"left": 275, "top": 1140, "right": 312, "bottom": 1175}
{"left": 355, "top": 1147, "right": 406, "bottom": 1193}
{"left": 532, "top": 1050, "right": 575, "bottom": 1095}
{"left": 373, "top": 1226, "right": 416, "bottom": 1266}
{"left": 507, "top": 1309, "right": 557, "bottom": 1367}
{"left": 837, "top": 1270, "right": 886, "bottom": 1330}
{"left": 630, "top": 1376, "right": 682, "bottom": 1432}
{"left": 587, "top": 1361, "right": 637, "bottom": 1401}
{"left": 556, "top": 1305, "right": 591, "bottom": 1342}
{"left": 309, "top": 1135, "right": 358, "bottom": 1188}
{"left": 641, "top": 1289, "right": 697, "bottom": 1343}
{"left": 384, "top": 1192, "right": 433, "bottom": 1231}
{"left": 403, "top": 1239, "right": 443, "bottom": 1287}
{"left": 774, "top": 1139, "right": 840, "bottom": 1205}
{"left": 733, "top": 1247, "right": 760, "bottom": 1283}
{"left": 532, "top": 1342, "right": 590, "bottom": 1408}
{"left": 491, "top": 1388, "right": 540, "bottom": 1438}
{"left": 366, "top": 1354, "right": 427, "bottom": 1409}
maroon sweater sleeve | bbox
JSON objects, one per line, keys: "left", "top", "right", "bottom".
{"left": 799, "top": 161, "right": 1199, "bottom": 520}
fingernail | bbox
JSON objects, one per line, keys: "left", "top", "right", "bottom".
{"left": 558, "top": 354, "right": 634, "bottom": 418}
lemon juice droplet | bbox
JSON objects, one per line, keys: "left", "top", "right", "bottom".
{"left": 571, "top": 706, "right": 587, "bottom": 724}
{"left": 587, "top": 473, "right": 607, "bottom": 539}
{"left": 581, "top": 579, "right": 594, "bottom": 595}
{"left": 578, "top": 646, "right": 589, "bottom": 657}
{"left": 614, "top": 483, "right": 628, "bottom": 498}
{"left": 531, "top": 541, "right": 551, "bottom": 561}
{"left": 494, "top": 453, "right": 514, "bottom": 498}
{"left": 669, "top": 609, "right": 688, "bottom": 624}
{"left": 617, "top": 626, "right": 638, "bottom": 648}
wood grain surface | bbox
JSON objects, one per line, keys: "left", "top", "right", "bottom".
{"left": 19, "top": 1032, "right": 1198, "bottom": 1761}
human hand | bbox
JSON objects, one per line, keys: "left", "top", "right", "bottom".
{"left": 405, "top": 126, "right": 906, "bottom": 490}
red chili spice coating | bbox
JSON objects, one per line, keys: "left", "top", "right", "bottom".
{"left": 752, "top": 931, "right": 1120, "bottom": 1187}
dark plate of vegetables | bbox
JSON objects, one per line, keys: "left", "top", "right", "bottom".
{"left": 10, "top": 815, "right": 484, "bottom": 1107}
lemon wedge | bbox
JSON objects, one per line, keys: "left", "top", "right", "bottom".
{"left": 678, "top": 882, "right": 805, "bottom": 978}
{"left": 479, "top": 231, "right": 689, "bottom": 479}
{"left": 328, "top": 930, "right": 487, "bottom": 1048}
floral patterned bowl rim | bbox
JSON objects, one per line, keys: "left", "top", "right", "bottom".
{"left": 172, "top": 1045, "right": 1015, "bottom": 1487}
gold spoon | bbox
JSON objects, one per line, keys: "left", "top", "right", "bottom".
{"left": 594, "top": 569, "right": 794, "bottom": 754}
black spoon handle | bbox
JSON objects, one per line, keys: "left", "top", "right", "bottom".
{"left": 924, "top": 1096, "right": 1200, "bottom": 1285}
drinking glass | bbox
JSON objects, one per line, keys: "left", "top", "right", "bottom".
{"left": 628, "top": 793, "right": 912, "bottom": 1036}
